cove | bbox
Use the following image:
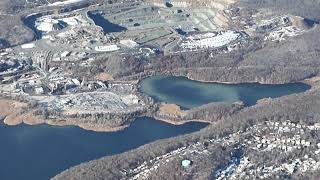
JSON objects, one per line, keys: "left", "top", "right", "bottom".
{"left": 139, "top": 76, "right": 311, "bottom": 109}
{"left": 0, "top": 117, "right": 207, "bottom": 180}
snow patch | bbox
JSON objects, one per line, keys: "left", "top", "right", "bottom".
{"left": 21, "top": 43, "right": 35, "bottom": 49}
{"left": 35, "top": 17, "right": 65, "bottom": 33}
{"left": 61, "top": 15, "right": 88, "bottom": 26}
{"left": 48, "top": 0, "right": 85, "bottom": 6}
{"left": 181, "top": 31, "right": 241, "bottom": 49}
{"left": 120, "top": 40, "right": 139, "bottom": 48}
{"left": 265, "top": 26, "right": 304, "bottom": 42}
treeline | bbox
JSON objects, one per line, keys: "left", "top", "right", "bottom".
{"left": 184, "top": 102, "right": 244, "bottom": 122}
{"left": 239, "top": 0, "right": 320, "bottom": 20}
{"left": 83, "top": 27, "right": 320, "bottom": 85}
{"left": 0, "top": 15, "right": 34, "bottom": 49}
{"left": 153, "top": 102, "right": 245, "bottom": 123}
{"left": 156, "top": 28, "right": 320, "bottom": 84}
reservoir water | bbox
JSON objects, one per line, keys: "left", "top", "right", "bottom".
{"left": 0, "top": 75, "right": 310, "bottom": 180}
{"left": 140, "top": 76, "right": 311, "bottom": 108}
{"left": 0, "top": 117, "right": 207, "bottom": 180}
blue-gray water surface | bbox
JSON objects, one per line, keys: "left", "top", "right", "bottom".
{"left": 0, "top": 117, "right": 207, "bottom": 180}
{"left": 140, "top": 76, "right": 311, "bottom": 108}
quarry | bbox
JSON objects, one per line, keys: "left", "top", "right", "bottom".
{"left": 0, "top": 0, "right": 318, "bottom": 142}
{"left": 0, "top": 0, "right": 248, "bottom": 129}
{"left": 0, "top": 0, "right": 318, "bottom": 145}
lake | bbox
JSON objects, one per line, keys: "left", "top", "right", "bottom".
{"left": 139, "top": 76, "right": 311, "bottom": 108}
{"left": 0, "top": 117, "right": 207, "bottom": 180}
{"left": 0, "top": 75, "right": 310, "bottom": 180}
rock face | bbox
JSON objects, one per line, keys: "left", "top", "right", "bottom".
{"left": 144, "top": 0, "right": 236, "bottom": 9}
{"left": 143, "top": 0, "right": 236, "bottom": 28}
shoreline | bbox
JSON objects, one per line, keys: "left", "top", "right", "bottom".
{"left": 302, "top": 76, "right": 320, "bottom": 87}
{"left": 186, "top": 75, "right": 316, "bottom": 86}
{"left": 153, "top": 116, "right": 212, "bottom": 126}
{"left": 1, "top": 75, "right": 316, "bottom": 132}
{"left": 0, "top": 98, "right": 208, "bottom": 132}
{"left": 0, "top": 98, "right": 131, "bottom": 132}
{"left": 1, "top": 114, "right": 131, "bottom": 132}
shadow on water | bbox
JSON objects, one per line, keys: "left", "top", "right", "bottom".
{"left": 23, "top": 14, "right": 43, "bottom": 39}
{"left": 87, "top": 11, "right": 127, "bottom": 33}
{"left": 139, "top": 76, "right": 311, "bottom": 109}
{"left": 175, "top": 28, "right": 187, "bottom": 36}
{"left": 0, "top": 117, "right": 207, "bottom": 180}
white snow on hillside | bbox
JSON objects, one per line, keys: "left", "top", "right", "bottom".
{"left": 120, "top": 40, "right": 139, "bottom": 48}
{"left": 181, "top": 31, "right": 241, "bottom": 49}
{"left": 265, "top": 26, "right": 304, "bottom": 42}
{"left": 35, "top": 17, "right": 66, "bottom": 33}
{"left": 61, "top": 16, "right": 83, "bottom": 26}
{"left": 48, "top": 0, "right": 85, "bottom": 6}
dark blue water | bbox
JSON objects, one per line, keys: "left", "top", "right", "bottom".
{"left": 0, "top": 117, "right": 207, "bottom": 180}
{"left": 175, "top": 28, "right": 187, "bottom": 36}
{"left": 23, "top": 14, "right": 43, "bottom": 39}
{"left": 140, "top": 76, "right": 311, "bottom": 108}
{"left": 87, "top": 11, "right": 127, "bottom": 33}
{"left": 304, "top": 18, "right": 319, "bottom": 27}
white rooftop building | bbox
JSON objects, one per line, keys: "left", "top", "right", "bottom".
{"left": 181, "top": 30, "right": 241, "bottom": 49}
{"left": 181, "top": 159, "right": 192, "bottom": 167}
{"left": 95, "top": 45, "right": 120, "bottom": 52}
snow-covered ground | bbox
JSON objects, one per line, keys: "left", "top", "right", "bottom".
{"left": 120, "top": 40, "right": 139, "bottom": 48}
{"left": 21, "top": 43, "right": 35, "bottom": 49}
{"left": 61, "top": 16, "right": 84, "bottom": 26}
{"left": 48, "top": 0, "right": 85, "bottom": 6}
{"left": 181, "top": 31, "right": 241, "bottom": 49}
{"left": 35, "top": 14, "right": 88, "bottom": 33}
{"left": 265, "top": 26, "right": 304, "bottom": 42}
{"left": 35, "top": 18, "right": 65, "bottom": 33}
